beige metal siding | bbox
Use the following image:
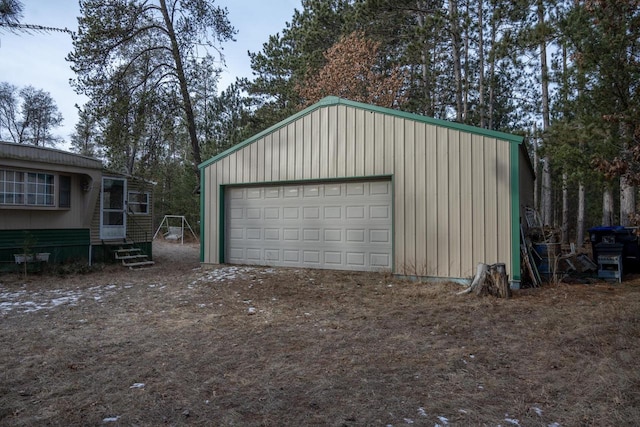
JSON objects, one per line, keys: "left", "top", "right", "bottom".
{"left": 201, "top": 104, "right": 514, "bottom": 279}
{"left": 0, "top": 154, "right": 102, "bottom": 232}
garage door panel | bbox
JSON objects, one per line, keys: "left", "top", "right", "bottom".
{"left": 346, "top": 183, "right": 365, "bottom": 195}
{"left": 283, "top": 250, "right": 300, "bottom": 262}
{"left": 346, "top": 229, "right": 365, "bottom": 242}
{"left": 225, "top": 180, "right": 392, "bottom": 271}
{"left": 371, "top": 253, "right": 391, "bottom": 267}
{"left": 283, "top": 228, "right": 300, "bottom": 241}
{"left": 264, "top": 228, "right": 280, "bottom": 240}
{"left": 303, "top": 229, "right": 321, "bottom": 241}
{"left": 264, "top": 207, "right": 279, "bottom": 219}
{"left": 246, "top": 228, "right": 260, "bottom": 239}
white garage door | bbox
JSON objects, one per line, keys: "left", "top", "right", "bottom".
{"left": 225, "top": 180, "right": 393, "bottom": 271}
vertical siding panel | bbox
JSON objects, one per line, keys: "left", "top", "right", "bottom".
{"left": 295, "top": 120, "right": 303, "bottom": 180}
{"left": 414, "top": 123, "right": 427, "bottom": 275}
{"left": 436, "top": 127, "right": 449, "bottom": 277}
{"left": 394, "top": 119, "right": 406, "bottom": 273}
{"left": 227, "top": 152, "right": 236, "bottom": 184}
{"left": 210, "top": 164, "right": 219, "bottom": 263}
{"left": 355, "top": 109, "right": 365, "bottom": 176}
{"left": 243, "top": 145, "right": 251, "bottom": 183}
{"left": 256, "top": 138, "right": 265, "bottom": 182}
{"left": 286, "top": 124, "right": 295, "bottom": 180}
{"left": 345, "top": 107, "right": 356, "bottom": 176}
{"left": 426, "top": 125, "right": 438, "bottom": 276}
{"left": 203, "top": 167, "right": 211, "bottom": 262}
{"left": 365, "top": 111, "right": 375, "bottom": 175}
{"left": 250, "top": 141, "right": 257, "bottom": 182}
{"left": 328, "top": 106, "right": 338, "bottom": 178}
{"left": 311, "top": 111, "right": 320, "bottom": 179}
{"left": 484, "top": 138, "right": 498, "bottom": 264}
{"left": 448, "top": 130, "right": 461, "bottom": 277}
{"left": 271, "top": 133, "right": 280, "bottom": 182}
{"left": 279, "top": 128, "right": 288, "bottom": 181}
{"left": 497, "top": 141, "right": 512, "bottom": 274}
{"left": 240, "top": 149, "right": 248, "bottom": 183}
{"left": 337, "top": 106, "right": 347, "bottom": 177}
{"left": 215, "top": 163, "right": 224, "bottom": 262}
{"left": 471, "top": 135, "right": 486, "bottom": 266}
{"left": 303, "top": 114, "right": 312, "bottom": 180}
{"left": 384, "top": 115, "right": 395, "bottom": 174}
{"left": 404, "top": 120, "right": 416, "bottom": 273}
{"left": 264, "top": 136, "right": 272, "bottom": 182}
{"left": 319, "top": 108, "right": 328, "bottom": 179}
{"left": 459, "top": 132, "right": 473, "bottom": 277}
{"left": 374, "top": 113, "right": 385, "bottom": 175}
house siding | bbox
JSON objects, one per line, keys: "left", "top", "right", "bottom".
{"left": 200, "top": 99, "right": 521, "bottom": 280}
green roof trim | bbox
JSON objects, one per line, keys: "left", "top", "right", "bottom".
{"left": 198, "top": 96, "right": 524, "bottom": 170}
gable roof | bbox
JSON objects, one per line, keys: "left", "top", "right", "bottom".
{"left": 199, "top": 96, "right": 525, "bottom": 170}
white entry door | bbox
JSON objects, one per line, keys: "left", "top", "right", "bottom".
{"left": 225, "top": 180, "right": 393, "bottom": 272}
{"left": 100, "top": 177, "right": 127, "bottom": 240}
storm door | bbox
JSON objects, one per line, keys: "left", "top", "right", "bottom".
{"left": 100, "top": 177, "right": 127, "bottom": 239}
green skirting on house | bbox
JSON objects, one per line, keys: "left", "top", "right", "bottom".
{"left": 0, "top": 229, "right": 91, "bottom": 272}
{"left": 0, "top": 229, "right": 154, "bottom": 272}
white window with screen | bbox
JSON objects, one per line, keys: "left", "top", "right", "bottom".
{"left": 128, "top": 191, "right": 150, "bottom": 214}
{"left": 0, "top": 169, "right": 58, "bottom": 207}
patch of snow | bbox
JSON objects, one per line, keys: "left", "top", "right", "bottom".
{"left": 547, "top": 423, "right": 561, "bottom": 427}
{"left": 103, "top": 416, "right": 120, "bottom": 423}
{"left": 247, "top": 307, "right": 256, "bottom": 315}
{"left": 0, "top": 283, "right": 122, "bottom": 314}
{"left": 129, "top": 383, "right": 145, "bottom": 389}
{"left": 532, "top": 407, "right": 543, "bottom": 416}
{"left": 417, "top": 407, "right": 427, "bottom": 417}
{"left": 504, "top": 417, "right": 520, "bottom": 426}
{"left": 403, "top": 418, "right": 414, "bottom": 424}
{"left": 458, "top": 409, "right": 468, "bottom": 414}
{"left": 437, "top": 415, "right": 449, "bottom": 425}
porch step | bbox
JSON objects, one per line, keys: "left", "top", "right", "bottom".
{"left": 112, "top": 245, "right": 154, "bottom": 269}
{"left": 123, "top": 260, "right": 156, "bottom": 268}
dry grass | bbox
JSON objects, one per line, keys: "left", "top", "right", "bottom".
{"left": 1, "top": 241, "right": 639, "bottom": 426}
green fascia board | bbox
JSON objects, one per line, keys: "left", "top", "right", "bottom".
{"left": 199, "top": 167, "right": 205, "bottom": 263}
{"left": 198, "top": 96, "right": 524, "bottom": 170}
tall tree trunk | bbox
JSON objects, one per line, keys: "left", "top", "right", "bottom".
{"left": 620, "top": 175, "right": 635, "bottom": 226}
{"left": 477, "top": 0, "right": 485, "bottom": 128}
{"left": 538, "top": 0, "right": 552, "bottom": 226}
{"left": 417, "top": 10, "right": 434, "bottom": 117}
{"left": 620, "top": 123, "right": 636, "bottom": 226}
{"left": 488, "top": 12, "right": 496, "bottom": 129}
{"left": 462, "top": 1, "right": 469, "bottom": 122}
{"left": 449, "top": 0, "right": 463, "bottom": 122}
{"left": 603, "top": 185, "right": 614, "bottom": 226}
{"left": 561, "top": 172, "right": 569, "bottom": 244}
{"left": 577, "top": 181, "right": 585, "bottom": 248}
{"left": 159, "top": 0, "right": 202, "bottom": 181}
{"left": 533, "top": 123, "right": 539, "bottom": 211}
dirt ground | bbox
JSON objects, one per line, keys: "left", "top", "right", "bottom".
{"left": 1, "top": 240, "right": 639, "bottom": 426}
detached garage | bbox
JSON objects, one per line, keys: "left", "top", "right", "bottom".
{"left": 199, "top": 96, "right": 534, "bottom": 286}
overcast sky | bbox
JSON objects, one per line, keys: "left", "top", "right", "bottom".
{"left": 0, "top": 0, "right": 300, "bottom": 150}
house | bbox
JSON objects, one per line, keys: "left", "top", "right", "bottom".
{"left": 0, "top": 141, "right": 154, "bottom": 270}
{"left": 198, "top": 97, "right": 534, "bottom": 287}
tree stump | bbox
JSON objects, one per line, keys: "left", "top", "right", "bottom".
{"left": 458, "top": 262, "right": 512, "bottom": 298}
